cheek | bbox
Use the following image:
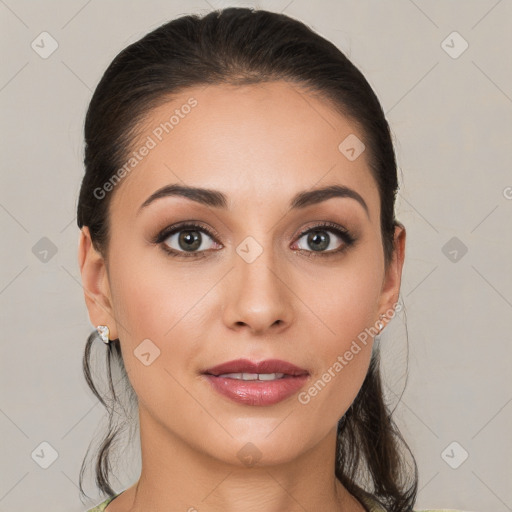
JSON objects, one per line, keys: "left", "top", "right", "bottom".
{"left": 310, "top": 252, "right": 382, "bottom": 345}
{"left": 296, "top": 254, "right": 382, "bottom": 419}
{"left": 107, "top": 247, "right": 217, "bottom": 375}
{"left": 108, "top": 242, "right": 208, "bottom": 339}
{"left": 107, "top": 252, "right": 209, "bottom": 413}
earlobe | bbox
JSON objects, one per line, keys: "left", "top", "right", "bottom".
{"left": 78, "top": 227, "right": 119, "bottom": 339}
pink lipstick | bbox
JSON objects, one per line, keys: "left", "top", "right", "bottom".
{"left": 202, "top": 358, "right": 309, "bottom": 406}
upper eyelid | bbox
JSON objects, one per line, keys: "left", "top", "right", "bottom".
{"left": 157, "top": 221, "right": 220, "bottom": 241}
{"left": 296, "top": 222, "right": 349, "bottom": 236}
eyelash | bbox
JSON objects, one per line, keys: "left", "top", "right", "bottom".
{"left": 152, "top": 221, "right": 356, "bottom": 259}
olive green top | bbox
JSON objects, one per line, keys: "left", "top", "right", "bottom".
{"left": 86, "top": 492, "right": 463, "bottom": 511}
{"left": 87, "top": 494, "right": 115, "bottom": 512}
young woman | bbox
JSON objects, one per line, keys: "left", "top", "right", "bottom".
{"left": 77, "top": 7, "right": 458, "bottom": 512}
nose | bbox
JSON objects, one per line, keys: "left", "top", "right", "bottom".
{"left": 221, "top": 242, "right": 294, "bottom": 335}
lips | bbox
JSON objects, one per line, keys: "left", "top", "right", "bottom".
{"left": 202, "top": 358, "right": 310, "bottom": 406}
{"left": 203, "top": 358, "right": 309, "bottom": 377}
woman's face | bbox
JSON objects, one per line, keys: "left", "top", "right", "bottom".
{"left": 79, "top": 80, "right": 405, "bottom": 468}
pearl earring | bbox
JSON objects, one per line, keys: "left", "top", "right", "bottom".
{"left": 377, "top": 314, "right": 387, "bottom": 332}
{"left": 96, "top": 325, "right": 110, "bottom": 344}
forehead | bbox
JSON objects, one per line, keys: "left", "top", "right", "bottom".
{"left": 109, "top": 80, "right": 379, "bottom": 221}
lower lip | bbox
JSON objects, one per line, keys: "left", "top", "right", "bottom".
{"left": 203, "top": 374, "right": 309, "bottom": 406}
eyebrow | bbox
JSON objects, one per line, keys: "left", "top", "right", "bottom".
{"left": 137, "top": 183, "right": 369, "bottom": 217}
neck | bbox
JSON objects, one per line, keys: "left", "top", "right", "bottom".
{"left": 111, "top": 406, "right": 364, "bottom": 512}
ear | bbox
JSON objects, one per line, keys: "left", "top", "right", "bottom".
{"left": 77, "top": 226, "right": 119, "bottom": 340}
{"left": 377, "top": 222, "right": 406, "bottom": 321}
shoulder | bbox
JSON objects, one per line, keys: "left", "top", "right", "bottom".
{"left": 85, "top": 495, "right": 118, "bottom": 512}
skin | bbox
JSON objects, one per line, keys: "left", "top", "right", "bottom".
{"left": 78, "top": 80, "right": 406, "bottom": 512}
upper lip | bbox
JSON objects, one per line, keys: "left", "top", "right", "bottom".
{"left": 204, "top": 358, "right": 309, "bottom": 377}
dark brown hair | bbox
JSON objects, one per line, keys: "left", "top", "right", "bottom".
{"left": 77, "top": 7, "right": 417, "bottom": 511}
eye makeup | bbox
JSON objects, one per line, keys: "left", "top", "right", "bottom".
{"left": 150, "top": 219, "right": 357, "bottom": 260}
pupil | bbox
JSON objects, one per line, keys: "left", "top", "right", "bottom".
{"left": 308, "top": 231, "right": 329, "bottom": 251}
{"left": 179, "top": 230, "right": 201, "bottom": 251}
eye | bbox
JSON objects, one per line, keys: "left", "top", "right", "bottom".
{"left": 152, "top": 221, "right": 356, "bottom": 259}
{"left": 153, "top": 222, "right": 221, "bottom": 258}
{"left": 293, "top": 222, "right": 355, "bottom": 257}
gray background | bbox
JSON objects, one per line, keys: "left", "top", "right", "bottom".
{"left": 1, "top": 1, "right": 511, "bottom": 511}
